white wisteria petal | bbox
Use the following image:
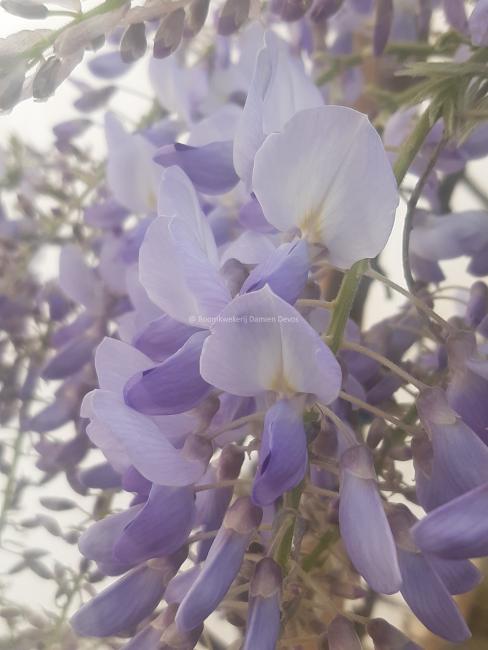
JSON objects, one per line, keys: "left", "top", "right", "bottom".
{"left": 200, "top": 286, "right": 341, "bottom": 403}
{"left": 233, "top": 30, "right": 322, "bottom": 186}
{"left": 139, "top": 167, "right": 226, "bottom": 325}
{"left": 157, "top": 166, "right": 219, "bottom": 266}
{"left": 105, "top": 113, "right": 160, "bottom": 214}
{"left": 95, "top": 337, "right": 153, "bottom": 395}
{"left": 252, "top": 106, "right": 399, "bottom": 269}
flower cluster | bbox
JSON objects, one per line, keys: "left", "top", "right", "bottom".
{"left": 2, "top": 1, "right": 488, "bottom": 649}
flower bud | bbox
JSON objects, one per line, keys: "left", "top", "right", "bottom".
{"left": 217, "top": 444, "right": 244, "bottom": 481}
{"left": 466, "top": 281, "right": 488, "bottom": 328}
{"left": 2, "top": 0, "right": 48, "bottom": 19}
{"left": 0, "top": 61, "right": 26, "bottom": 112}
{"left": 328, "top": 615, "right": 363, "bottom": 650}
{"left": 242, "top": 558, "right": 282, "bottom": 650}
{"left": 367, "top": 618, "right": 421, "bottom": 649}
{"left": 339, "top": 445, "right": 401, "bottom": 595}
{"left": 217, "top": 0, "right": 250, "bottom": 35}
{"left": 185, "top": 0, "right": 210, "bottom": 37}
{"left": 120, "top": 23, "right": 147, "bottom": 63}
{"left": 278, "top": 0, "right": 313, "bottom": 21}
{"left": 153, "top": 8, "right": 185, "bottom": 59}
{"left": 310, "top": 0, "right": 344, "bottom": 22}
{"left": 33, "top": 56, "right": 62, "bottom": 100}
{"left": 176, "top": 497, "right": 262, "bottom": 631}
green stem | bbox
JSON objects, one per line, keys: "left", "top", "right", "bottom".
{"left": 325, "top": 259, "right": 367, "bottom": 354}
{"left": 274, "top": 484, "right": 303, "bottom": 570}
{"left": 25, "top": 0, "right": 128, "bottom": 62}
{"left": 393, "top": 105, "right": 441, "bottom": 185}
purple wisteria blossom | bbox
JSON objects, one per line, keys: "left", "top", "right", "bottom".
{"left": 2, "top": 3, "right": 488, "bottom": 649}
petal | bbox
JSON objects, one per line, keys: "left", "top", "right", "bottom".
{"left": 412, "top": 483, "right": 488, "bottom": 559}
{"left": 105, "top": 112, "right": 159, "bottom": 213}
{"left": 157, "top": 166, "right": 218, "bottom": 264}
{"left": 83, "top": 413, "right": 131, "bottom": 475}
{"left": 88, "top": 51, "right": 132, "bottom": 79}
{"left": 165, "top": 565, "right": 201, "bottom": 604}
{"left": 220, "top": 230, "right": 276, "bottom": 266}
{"left": 154, "top": 141, "right": 239, "bottom": 195}
{"left": 410, "top": 211, "right": 488, "bottom": 262}
{"left": 366, "top": 618, "right": 422, "bottom": 650}
{"left": 133, "top": 313, "right": 199, "bottom": 362}
{"left": 89, "top": 389, "right": 208, "bottom": 485}
{"left": 243, "top": 558, "right": 282, "bottom": 650}
{"left": 339, "top": 446, "right": 401, "bottom": 594}
{"left": 28, "top": 394, "right": 74, "bottom": 433}
{"left": 139, "top": 169, "right": 222, "bottom": 325}
{"left": 59, "top": 244, "right": 103, "bottom": 312}
{"left": 175, "top": 497, "right": 262, "bottom": 631}
{"left": 252, "top": 106, "right": 398, "bottom": 269}
{"left": 139, "top": 217, "right": 197, "bottom": 325}
{"left": 95, "top": 337, "right": 153, "bottom": 394}
{"left": 119, "top": 623, "right": 162, "bottom": 650}
{"left": 41, "top": 336, "right": 96, "bottom": 380}
{"left": 252, "top": 399, "right": 308, "bottom": 506}
{"left": 200, "top": 286, "right": 342, "bottom": 403}
{"left": 469, "top": 0, "right": 488, "bottom": 46}
{"left": 70, "top": 558, "right": 183, "bottom": 637}
{"left": 416, "top": 388, "right": 488, "bottom": 508}
{"left": 125, "top": 331, "right": 211, "bottom": 415}
{"left": 447, "top": 367, "right": 488, "bottom": 445}
{"left": 78, "top": 506, "right": 140, "bottom": 566}
{"left": 444, "top": 0, "right": 468, "bottom": 33}
{"left": 426, "top": 555, "right": 481, "bottom": 595}
{"left": 194, "top": 446, "right": 244, "bottom": 561}
{"left": 169, "top": 217, "right": 231, "bottom": 319}
{"left": 79, "top": 462, "right": 122, "bottom": 490}
{"left": 234, "top": 30, "right": 322, "bottom": 186}
{"left": 113, "top": 485, "right": 195, "bottom": 564}
{"left": 84, "top": 198, "right": 129, "bottom": 229}
{"left": 240, "top": 239, "right": 310, "bottom": 304}
{"left": 397, "top": 548, "right": 470, "bottom": 643}
{"left": 328, "top": 616, "right": 363, "bottom": 650}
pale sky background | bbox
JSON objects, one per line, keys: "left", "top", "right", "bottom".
{"left": 1, "top": 10, "right": 487, "bottom": 646}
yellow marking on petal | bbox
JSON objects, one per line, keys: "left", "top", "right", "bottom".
{"left": 270, "top": 371, "right": 295, "bottom": 396}
{"left": 299, "top": 209, "right": 324, "bottom": 244}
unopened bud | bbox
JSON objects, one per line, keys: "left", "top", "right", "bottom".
{"left": 185, "top": 0, "right": 210, "bottom": 37}
{"left": 32, "top": 56, "right": 61, "bottom": 99}
{"left": 310, "top": 0, "right": 344, "bottom": 22}
{"left": 217, "top": 444, "right": 244, "bottom": 481}
{"left": 182, "top": 434, "right": 213, "bottom": 466}
{"left": 223, "top": 496, "right": 263, "bottom": 534}
{"left": 278, "top": 0, "right": 312, "bottom": 21}
{"left": 249, "top": 558, "right": 282, "bottom": 599}
{"left": 2, "top": 0, "right": 48, "bottom": 18}
{"left": 466, "top": 281, "right": 488, "bottom": 328}
{"left": 120, "top": 22, "right": 147, "bottom": 63}
{"left": 328, "top": 615, "right": 363, "bottom": 650}
{"left": 367, "top": 418, "right": 387, "bottom": 449}
{"left": 217, "top": 0, "right": 250, "bottom": 35}
{"left": 153, "top": 8, "right": 185, "bottom": 59}
{"left": 367, "top": 617, "right": 421, "bottom": 649}
{"left": 0, "top": 61, "right": 25, "bottom": 111}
